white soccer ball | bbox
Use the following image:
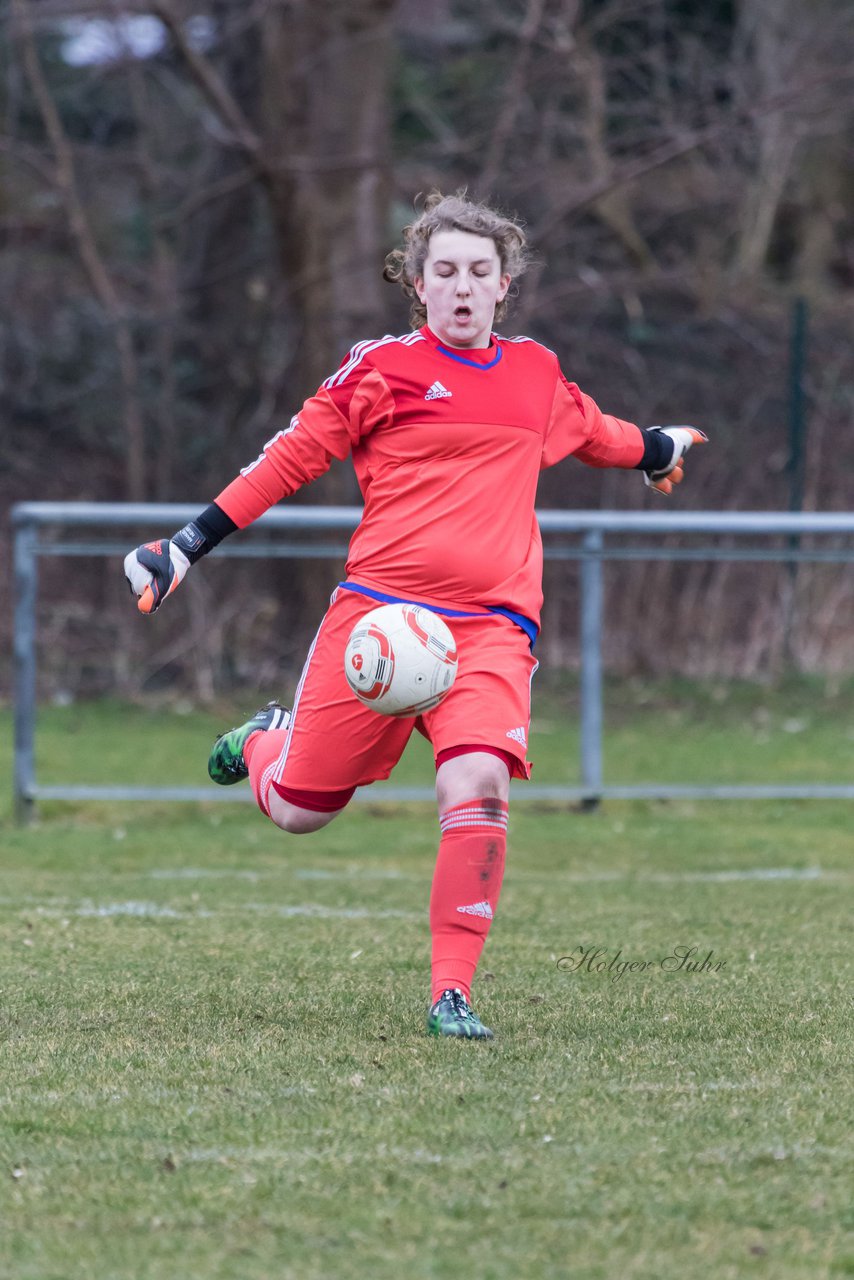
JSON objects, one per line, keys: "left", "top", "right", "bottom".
{"left": 344, "top": 603, "right": 458, "bottom": 717}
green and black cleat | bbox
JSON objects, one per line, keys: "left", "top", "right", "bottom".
{"left": 426, "top": 988, "right": 494, "bottom": 1040}
{"left": 208, "top": 701, "right": 291, "bottom": 785}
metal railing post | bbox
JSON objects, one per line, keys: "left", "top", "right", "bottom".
{"left": 13, "top": 512, "right": 39, "bottom": 824}
{"left": 579, "top": 529, "right": 604, "bottom": 806}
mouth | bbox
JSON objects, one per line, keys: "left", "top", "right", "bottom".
{"left": 453, "top": 306, "right": 472, "bottom": 321}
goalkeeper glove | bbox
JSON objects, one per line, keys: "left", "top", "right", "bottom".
{"left": 124, "top": 522, "right": 209, "bottom": 614}
{"left": 644, "top": 426, "right": 708, "bottom": 495}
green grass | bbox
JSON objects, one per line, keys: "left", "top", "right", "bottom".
{"left": 1, "top": 681, "right": 853, "bottom": 1279}
{"left": 19, "top": 673, "right": 854, "bottom": 792}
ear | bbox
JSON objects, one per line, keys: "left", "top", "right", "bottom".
{"left": 497, "top": 273, "right": 511, "bottom": 302}
{"left": 414, "top": 275, "right": 426, "bottom": 303}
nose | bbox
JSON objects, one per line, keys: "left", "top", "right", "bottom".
{"left": 455, "top": 276, "right": 471, "bottom": 296}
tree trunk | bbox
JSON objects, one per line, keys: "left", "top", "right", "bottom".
{"left": 260, "top": 0, "right": 396, "bottom": 403}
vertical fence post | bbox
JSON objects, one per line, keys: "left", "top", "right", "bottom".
{"left": 784, "top": 296, "right": 808, "bottom": 665}
{"left": 13, "top": 509, "right": 39, "bottom": 825}
{"left": 787, "top": 296, "right": 808, "bottom": 520}
{"left": 579, "top": 528, "right": 604, "bottom": 807}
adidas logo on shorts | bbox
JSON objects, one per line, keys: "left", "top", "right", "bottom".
{"left": 505, "top": 726, "right": 527, "bottom": 747}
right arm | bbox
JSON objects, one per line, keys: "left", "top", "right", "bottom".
{"left": 124, "top": 362, "right": 394, "bottom": 613}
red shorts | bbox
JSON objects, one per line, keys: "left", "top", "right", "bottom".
{"left": 268, "top": 587, "right": 537, "bottom": 796}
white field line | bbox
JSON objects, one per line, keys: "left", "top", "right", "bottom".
{"left": 649, "top": 867, "right": 825, "bottom": 882}
{"left": 2, "top": 867, "right": 839, "bottom": 924}
{"left": 294, "top": 866, "right": 838, "bottom": 884}
{"left": 150, "top": 868, "right": 263, "bottom": 882}
{"left": 513, "top": 867, "right": 834, "bottom": 883}
{"left": 295, "top": 868, "right": 420, "bottom": 881}
{"left": 149, "top": 865, "right": 840, "bottom": 884}
{"left": 695, "top": 1142, "right": 851, "bottom": 1163}
{"left": 0, "top": 1137, "right": 446, "bottom": 1168}
{"left": 241, "top": 902, "right": 419, "bottom": 920}
{"left": 25, "top": 899, "right": 419, "bottom": 922}
{"left": 292, "top": 866, "right": 838, "bottom": 884}
{"left": 140, "top": 864, "right": 850, "bottom": 886}
{"left": 74, "top": 901, "right": 196, "bottom": 918}
{"left": 148, "top": 867, "right": 424, "bottom": 882}
{"left": 146, "top": 1141, "right": 854, "bottom": 1166}
{"left": 4, "top": 867, "right": 839, "bottom": 913}
{"left": 182, "top": 1144, "right": 444, "bottom": 1166}
{"left": 0, "top": 1084, "right": 319, "bottom": 1107}
{"left": 606, "top": 1078, "right": 780, "bottom": 1095}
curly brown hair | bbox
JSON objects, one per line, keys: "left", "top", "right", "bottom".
{"left": 383, "top": 191, "right": 530, "bottom": 328}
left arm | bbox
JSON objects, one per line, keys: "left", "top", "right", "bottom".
{"left": 545, "top": 377, "right": 645, "bottom": 469}
{"left": 542, "top": 372, "right": 706, "bottom": 492}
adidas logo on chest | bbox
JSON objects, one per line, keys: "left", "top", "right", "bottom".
{"left": 424, "top": 381, "right": 452, "bottom": 400}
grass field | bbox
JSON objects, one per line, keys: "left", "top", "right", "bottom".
{"left": 1, "top": 679, "right": 853, "bottom": 1280}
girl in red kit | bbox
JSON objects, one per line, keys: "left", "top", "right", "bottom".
{"left": 126, "top": 192, "right": 706, "bottom": 1039}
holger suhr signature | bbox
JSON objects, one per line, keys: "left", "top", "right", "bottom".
{"left": 557, "top": 945, "right": 727, "bottom": 981}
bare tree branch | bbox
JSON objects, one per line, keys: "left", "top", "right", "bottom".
{"left": 532, "top": 66, "right": 854, "bottom": 247}
{"left": 151, "top": 0, "right": 265, "bottom": 161}
{"left": 114, "top": 0, "right": 182, "bottom": 501}
{"left": 11, "top": 0, "right": 147, "bottom": 500}
{"left": 0, "top": 135, "right": 59, "bottom": 186}
{"left": 154, "top": 164, "right": 261, "bottom": 229}
{"left": 479, "top": 0, "right": 548, "bottom": 195}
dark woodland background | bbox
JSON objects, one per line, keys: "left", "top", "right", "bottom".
{"left": 3, "top": 0, "right": 853, "bottom": 700}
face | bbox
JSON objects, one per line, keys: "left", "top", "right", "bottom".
{"left": 414, "top": 229, "right": 511, "bottom": 349}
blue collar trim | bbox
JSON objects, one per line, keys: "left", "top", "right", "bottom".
{"left": 436, "top": 343, "right": 503, "bottom": 371}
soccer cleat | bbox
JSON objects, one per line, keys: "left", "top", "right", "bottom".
{"left": 207, "top": 701, "right": 291, "bottom": 785}
{"left": 426, "top": 988, "right": 494, "bottom": 1040}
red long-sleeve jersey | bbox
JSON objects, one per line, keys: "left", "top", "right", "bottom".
{"left": 215, "top": 324, "right": 644, "bottom": 629}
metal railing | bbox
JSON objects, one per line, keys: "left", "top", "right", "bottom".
{"left": 12, "top": 502, "right": 854, "bottom": 821}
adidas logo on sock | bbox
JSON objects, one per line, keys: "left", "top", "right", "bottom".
{"left": 505, "top": 725, "right": 527, "bottom": 746}
{"left": 456, "top": 900, "right": 494, "bottom": 919}
{"left": 425, "top": 381, "right": 452, "bottom": 400}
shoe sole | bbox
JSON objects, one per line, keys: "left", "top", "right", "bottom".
{"left": 426, "top": 1021, "right": 494, "bottom": 1040}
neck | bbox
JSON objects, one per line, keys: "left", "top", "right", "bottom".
{"left": 428, "top": 325, "right": 493, "bottom": 351}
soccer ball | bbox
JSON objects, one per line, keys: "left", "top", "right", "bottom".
{"left": 344, "top": 603, "right": 458, "bottom": 716}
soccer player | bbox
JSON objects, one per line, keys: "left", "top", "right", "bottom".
{"left": 125, "top": 192, "right": 706, "bottom": 1040}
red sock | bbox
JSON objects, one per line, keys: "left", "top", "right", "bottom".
{"left": 429, "top": 798, "right": 508, "bottom": 1003}
{"left": 245, "top": 729, "right": 289, "bottom": 818}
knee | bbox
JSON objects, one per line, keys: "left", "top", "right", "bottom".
{"left": 271, "top": 812, "right": 318, "bottom": 835}
{"left": 465, "top": 764, "right": 507, "bottom": 799}
{"left": 435, "top": 753, "right": 510, "bottom": 812}
{"left": 267, "top": 796, "right": 342, "bottom": 835}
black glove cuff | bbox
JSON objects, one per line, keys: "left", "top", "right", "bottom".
{"left": 171, "top": 521, "right": 211, "bottom": 565}
{"left": 634, "top": 428, "right": 675, "bottom": 473}
{"left": 171, "top": 503, "right": 237, "bottom": 565}
{"left": 195, "top": 502, "right": 238, "bottom": 546}
{"left": 171, "top": 505, "right": 237, "bottom": 564}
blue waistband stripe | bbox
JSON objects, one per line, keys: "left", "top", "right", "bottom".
{"left": 337, "top": 582, "right": 538, "bottom": 650}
